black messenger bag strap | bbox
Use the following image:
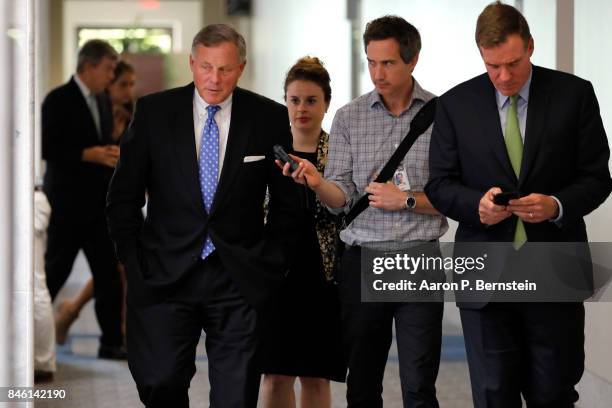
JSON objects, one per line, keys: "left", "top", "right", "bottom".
{"left": 341, "top": 97, "right": 438, "bottom": 228}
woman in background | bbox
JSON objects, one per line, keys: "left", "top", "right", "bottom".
{"left": 260, "top": 57, "right": 346, "bottom": 408}
{"left": 108, "top": 61, "right": 136, "bottom": 142}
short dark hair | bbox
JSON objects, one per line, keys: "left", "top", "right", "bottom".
{"left": 284, "top": 56, "right": 332, "bottom": 103}
{"left": 191, "top": 24, "right": 247, "bottom": 63}
{"left": 476, "top": 1, "right": 532, "bottom": 49}
{"left": 363, "top": 15, "right": 421, "bottom": 63}
{"left": 76, "top": 39, "right": 118, "bottom": 73}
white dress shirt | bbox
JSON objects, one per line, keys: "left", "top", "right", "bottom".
{"left": 73, "top": 74, "right": 101, "bottom": 136}
{"left": 193, "top": 89, "right": 232, "bottom": 179}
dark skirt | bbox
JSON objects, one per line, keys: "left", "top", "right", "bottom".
{"left": 259, "top": 261, "right": 346, "bottom": 382}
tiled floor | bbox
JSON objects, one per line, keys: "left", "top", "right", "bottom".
{"left": 35, "top": 335, "right": 473, "bottom": 407}
{"left": 35, "top": 254, "right": 474, "bottom": 407}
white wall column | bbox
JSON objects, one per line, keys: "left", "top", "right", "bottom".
{"left": 10, "top": 0, "right": 35, "bottom": 395}
{"left": 0, "top": 0, "right": 14, "bottom": 392}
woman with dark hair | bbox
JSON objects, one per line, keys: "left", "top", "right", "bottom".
{"left": 260, "top": 57, "right": 346, "bottom": 408}
{"left": 108, "top": 60, "right": 136, "bottom": 142}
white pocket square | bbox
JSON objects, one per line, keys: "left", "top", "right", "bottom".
{"left": 243, "top": 155, "right": 266, "bottom": 163}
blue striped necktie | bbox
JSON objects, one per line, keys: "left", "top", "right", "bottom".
{"left": 199, "top": 105, "right": 221, "bottom": 259}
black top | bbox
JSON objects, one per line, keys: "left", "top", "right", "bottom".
{"left": 292, "top": 151, "right": 323, "bottom": 278}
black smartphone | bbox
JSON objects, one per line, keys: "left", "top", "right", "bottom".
{"left": 273, "top": 144, "right": 299, "bottom": 172}
{"left": 493, "top": 191, "right": 521, "bottom": 206}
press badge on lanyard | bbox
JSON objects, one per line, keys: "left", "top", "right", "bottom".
{"left": 393, "top": 166, "right": 411, "bottom": 191}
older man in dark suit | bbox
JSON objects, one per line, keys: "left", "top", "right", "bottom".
{"left": 106, "top": 24, "right": 299, "bottom": 407}
{"left": 425, "top": 2, "right": 612, "bottom": 407}
{"left": 42, "top": 39, "right": 125, "bottom": 359}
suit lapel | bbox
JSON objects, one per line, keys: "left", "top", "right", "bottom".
{"left": 478, "top": 76, "right": 518, "bottom": 183}
{"left": 209, "top": 87, "right": 251, "bottom": 215}
{"left": 519, "top": 66, "right": 550, "bottom": 187}
{"left": 171, "top": 83, "right": 205, "bottom": 214}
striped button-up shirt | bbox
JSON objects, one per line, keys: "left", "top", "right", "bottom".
{"left": 324, "top": 79, "right": 448, "bottom": 250}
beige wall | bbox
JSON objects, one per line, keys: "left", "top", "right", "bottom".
{"left": 47, "top": 0, "right": 64, "bottom": 92}
{"left": 575, "top": 0, "right": 612, "bottom": 393}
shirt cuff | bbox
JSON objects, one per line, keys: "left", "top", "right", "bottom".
{"left": 549, "top": 195, "right": 563, "bottom": 224}
{"left": 325, "top": 180, "right": 353, "bottom": 215}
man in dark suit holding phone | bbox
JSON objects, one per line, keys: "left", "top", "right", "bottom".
{"left": 106, "top": 24, "right": 298, "bottom": 407}
{"left": 425, "top": 2, "right": 612, "bottom": 407}
{"left": 42, "top": 39, "right": 125, "bottom": 359}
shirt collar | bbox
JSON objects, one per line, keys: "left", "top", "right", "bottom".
{"left": 368, "top": 77, "right": 430, "bottom": 111}
{"left": 73, "top": 74, "right": 92, "bottom": 99}
{"left": 495, "top": 65, "right": 533, "bottom": 109}
{"left": 194, "top": 88, "right": 233, "bottom": 117}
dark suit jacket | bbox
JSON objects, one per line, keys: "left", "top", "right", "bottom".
{"left": 425, "top": 65, "right": 612, "bottom": 306}
{"left": 42, "top": 77, "right": 114, "bottom": 221}
{"left": 106, "top": 84, "right": 300, "bottom": 308}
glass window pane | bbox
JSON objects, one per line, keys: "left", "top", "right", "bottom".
{"left": 77, "top": 27, "right": 173, "bottom": 54}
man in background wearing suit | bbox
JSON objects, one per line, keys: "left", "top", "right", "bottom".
{"left": 426, "top": 2, "right": 612, "bottom": 407}
{"left": 42, "top": 39, "right": 125, "bottom": 359}
{"left": 106, "top": 24, "right": 298, "bottom": 407}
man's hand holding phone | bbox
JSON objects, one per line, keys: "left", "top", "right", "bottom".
{"left": 482, "top": 188, "right": 559, "bottom": 224}
{"left": 506, "top": 193, "right": 560, "bottom": 223}
{"left": 479, "top": 187, "right": 513, "bottom": 225}
{"left": 492, "top": 191, "right": 520, "bottom": 206}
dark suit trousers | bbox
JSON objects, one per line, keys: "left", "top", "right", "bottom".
{"left": 338, "top": 246, "right": 443, "bottom": 408}
{"left": 45, "top": 210, "right": 123, "bottom": 347}
{"left": 126, "top": 252, "right": 260, "bottom": 408}
{"left": 460, "top": 301, "right": 584, "bottom": 408}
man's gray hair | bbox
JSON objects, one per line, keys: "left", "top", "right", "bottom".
{"left": 191, "top": 24, "right": 247, "bottom": 63}
{"left": 76, "top": 39, "right": 118, "bottom": 73}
